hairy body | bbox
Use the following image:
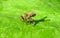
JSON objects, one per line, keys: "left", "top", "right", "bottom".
{"left": 21, "top": 12, "right": 36, "bottom": 21}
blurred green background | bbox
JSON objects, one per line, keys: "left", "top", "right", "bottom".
{"left": 0, "top": 0, "right": 60, "bottom": 38}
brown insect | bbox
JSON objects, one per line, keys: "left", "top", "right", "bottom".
{"left": 20, "top": 12, "right": 36, "bottom": 25}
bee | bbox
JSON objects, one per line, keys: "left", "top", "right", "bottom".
{"left": 21, "top": 12, "right": 36, "bottom": 21}
{"left": 20, "top": 12, "right": 36, "bottom": 25}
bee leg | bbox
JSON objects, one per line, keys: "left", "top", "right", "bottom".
{"left": 30, "top": 20, "right": 36, "bottom": 26}
{"left": 31, "top": 21, "right": 36, "bottom": 26}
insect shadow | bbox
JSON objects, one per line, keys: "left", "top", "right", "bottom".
{"left": 34, "top": 16, "right": 50, "bottom": 25}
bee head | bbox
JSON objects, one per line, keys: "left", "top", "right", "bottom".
{"left": 21, "top": 16, "right": 24, "bottom": 21}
